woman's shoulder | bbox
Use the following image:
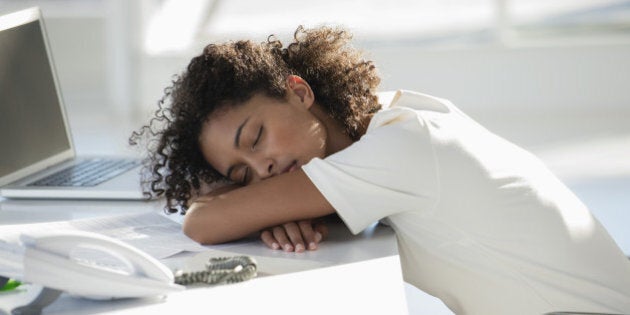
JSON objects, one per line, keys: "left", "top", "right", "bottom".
{"left": 368, "top": 90, "right": 453, "bottom": 133}
{"left": 378, "top": 90, "right": 452, "bottom": 113}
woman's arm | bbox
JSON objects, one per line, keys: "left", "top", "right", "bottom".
{"left": 182, "top": 169, "right": 335, "bottom": 245}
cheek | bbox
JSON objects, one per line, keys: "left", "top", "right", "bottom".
{"left": 265, "top": 109, "right": 328, "bottom": 159}
{"left": 266, "top": 119, "right": 324, "bottom": 156}
{"left": 300, "top": 119, "right": 327, "bottom": 157}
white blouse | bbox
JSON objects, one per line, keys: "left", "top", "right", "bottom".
{"left": 303, "top": 90, "right": 630, "bottom": 314}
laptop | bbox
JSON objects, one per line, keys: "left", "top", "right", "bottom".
{"left": 0, "top": 7, "right": 145, "bottom": 200}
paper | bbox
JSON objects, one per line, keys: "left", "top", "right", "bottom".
{"left": 0, "top": 212, "right": 207, "bottom": 259}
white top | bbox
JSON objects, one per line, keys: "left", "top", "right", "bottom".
{"left": 303, "top": 90, "right": 630, "bottom": 315}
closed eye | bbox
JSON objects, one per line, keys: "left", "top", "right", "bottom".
{"left": 252, "top": 126, "right": 263, "bottom": 149}
{"left": 241, "top": 167, "right": 250, "bottom": 185}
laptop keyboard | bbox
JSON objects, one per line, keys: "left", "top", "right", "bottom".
{"left": 29, "top": 159, "right": 141, "bottom": 187}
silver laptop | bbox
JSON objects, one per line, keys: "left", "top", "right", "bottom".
{"left": 0, "top": 7, "right": 145, "bottom": 200}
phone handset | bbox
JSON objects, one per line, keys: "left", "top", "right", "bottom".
{"left": 20, "top": 230, "right": 184, "bottom": 300}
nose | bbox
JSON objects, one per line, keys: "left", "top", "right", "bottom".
{"left": 250, "top": 157, "right": 275, "bottom": 181}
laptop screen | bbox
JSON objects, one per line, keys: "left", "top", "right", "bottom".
{"left": 0, "top": 17, "right": 71, "bottom": 180}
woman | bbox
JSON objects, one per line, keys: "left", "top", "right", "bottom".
{"left": 131, "top": 26, "right": 630, "bottom": 314}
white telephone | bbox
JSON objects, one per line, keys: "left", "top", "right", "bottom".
{"left": 14, "top": 230, "right": 184, "bottom": 299}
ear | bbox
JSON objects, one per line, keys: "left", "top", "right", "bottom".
{"left": 286, "top": 75, "right": 315, "bottom": 109}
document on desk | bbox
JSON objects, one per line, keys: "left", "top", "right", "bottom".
{"left": 0, "top": 212, "right": 207, "bottom": 259}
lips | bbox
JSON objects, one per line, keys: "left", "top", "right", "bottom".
{"left": 283, "top": 160, "right": 298, "bottom": 174}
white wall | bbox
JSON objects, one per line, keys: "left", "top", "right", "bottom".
{"left": 45, "top": 17, "right": 109, "bottom": 114}
{"left": 133, "top": 41, "right": 630, "bottom": 149}
{"left": 372, "top": 42, "right": 630, "bottom": 111}
{"left": 367, "top": 42, "right": 630, "bottom": 148}
{"left": 20, "top": 6, "right": 630, "bottom": 151}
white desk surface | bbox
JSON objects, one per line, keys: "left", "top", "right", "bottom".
{"left": 3, "top": 93, "right": 629, "bottom": 315}
{"left": 0, "top": 198, "right": 411, "bottom": 315}
{"left": 0, "top": 110, "right": 456, "bottom": 315}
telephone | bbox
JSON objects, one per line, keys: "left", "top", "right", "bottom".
{"left": 16, "top": 230, "right": 184, "bottom": 299}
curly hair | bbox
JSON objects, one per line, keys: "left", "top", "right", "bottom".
{"left": 130, "top": 26, "right": 381, "bottom": 214}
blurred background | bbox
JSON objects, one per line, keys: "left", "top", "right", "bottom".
{"left": 1, "top": 1, "right": 629, "bottom": 313}
{"left": 0, "top": 0, "right": 627, "bottom": 174}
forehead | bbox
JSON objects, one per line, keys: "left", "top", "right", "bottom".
{"left": 201, "top": 94, "right": 269, "bottom": 137}
{"left": 208, "top": 93, "right": 279, "bottom": 122}
{"left": 205, "top": 104, "right": 248, "bottom": 134}
{"left": 197, "top": 94, "right": 278, "bottom": 173}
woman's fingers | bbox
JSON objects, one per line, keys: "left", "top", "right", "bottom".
{"left": 314, "top": 222, "right": 328, "bottom": 242}
{"left": 298, "top": 220, "right": 319, "bottom": 250}
{"left": 260, "top": 229, "right": 280, "bottom": 250}
{"left": 259, "top": 220, "right": 328, "bottom": 252}
{"left": 283, "top": 222, "right": 306, "bottom": 252}
{"left": 272, "top": 225, "right": 295, "bottom": 252}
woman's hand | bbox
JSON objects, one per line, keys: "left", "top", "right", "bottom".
{"left": 260, "top": 220, "right": 328, "bottom": 252}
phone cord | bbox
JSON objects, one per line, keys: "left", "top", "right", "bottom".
{"left": 173, "top": 256, "right": 257, "bottom": 286}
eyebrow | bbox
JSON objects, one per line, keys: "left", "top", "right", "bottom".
{"left": 226, "top": 116, "right": 250, "bottom": 180}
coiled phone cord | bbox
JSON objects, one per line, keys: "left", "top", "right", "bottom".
{"left": 174, "top": 256, "right": 257, "bottom": 286}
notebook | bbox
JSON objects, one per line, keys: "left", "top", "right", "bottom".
{"left": 0, "top": 7, "right": 145, "bottom": 200}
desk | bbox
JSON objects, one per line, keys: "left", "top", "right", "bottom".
{"left": 1, "top": 109, "right": 456, "bottom": 314}
{"left": 0, "top": 198, "right": 410, "bottom": 315}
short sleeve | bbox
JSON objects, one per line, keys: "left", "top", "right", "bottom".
{"left": 302, "top": 107, "right": 440, "bottom": 234}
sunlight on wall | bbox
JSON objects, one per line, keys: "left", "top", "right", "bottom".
{"left": 137, "top": 0, "right": 630, "bottom": 54}
{"left": 202, "top": 0, "right": 494, "bottom": 42}
{"left": 143, "top": 0, "right": 210, "bottom": 55}
{"left": 196, "top": 0, "right": 630, "bottom": 46}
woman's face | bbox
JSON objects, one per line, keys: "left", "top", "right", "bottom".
{"left": 198, "top": 84, "right": 327, "bottom": 185}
